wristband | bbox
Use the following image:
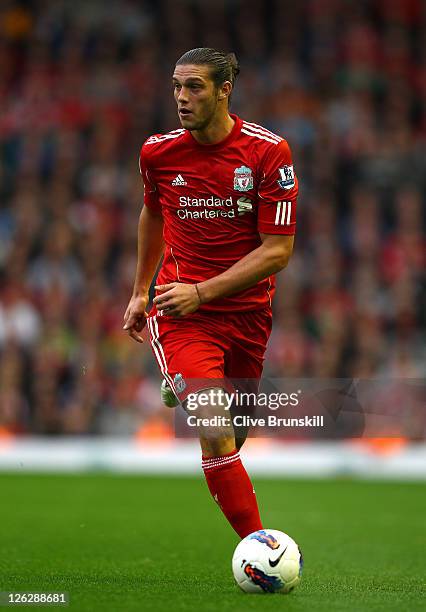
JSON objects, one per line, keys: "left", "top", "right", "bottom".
{"left": 195, "top": 284, "right": 203, "bottom": 305}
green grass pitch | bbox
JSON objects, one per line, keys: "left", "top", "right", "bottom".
{"left": 0, "top": 473, "right": 425, "bottom": 611}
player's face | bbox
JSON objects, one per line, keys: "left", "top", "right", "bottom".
{"left": 172, "top": 64, "right": 221, "bottom": 131}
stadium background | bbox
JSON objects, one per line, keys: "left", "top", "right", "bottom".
{"left": 0, "top": 2, "right": 425, "bottom": 610}
{"left": 0, "top": 0, "right": 424, "bottom": 439}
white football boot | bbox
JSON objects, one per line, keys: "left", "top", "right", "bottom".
{"left": 160, "top": 379, "right": 179, "bottom": 408}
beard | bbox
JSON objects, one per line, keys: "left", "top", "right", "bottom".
{"left": 178, "top": 98, "right": 218, "bottom": 131}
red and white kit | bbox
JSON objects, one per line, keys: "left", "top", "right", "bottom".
{"left": 140, "top": 114, "right": 298, "bottom": 399}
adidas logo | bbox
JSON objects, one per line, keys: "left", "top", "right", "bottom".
{"left": 171, "top": 174, "right": 187, "bottom": 186}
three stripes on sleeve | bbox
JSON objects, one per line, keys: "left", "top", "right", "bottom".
{"left": 274, "top": 201, "right": 292, "bottom": 226}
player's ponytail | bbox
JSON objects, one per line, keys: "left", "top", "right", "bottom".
{"left": 225, "top": 52, "right": 240, "bottom": 87}
{"left": 176, "top": 47, "right": 240, "bottom": 93}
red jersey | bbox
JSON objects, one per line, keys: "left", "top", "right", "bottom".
{"left": 139, "top": 114, "right": 298, "bottom": 312}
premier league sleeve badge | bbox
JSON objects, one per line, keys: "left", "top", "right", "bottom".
{"left": 277, "top": 165, "right": 295, "bottom": 189}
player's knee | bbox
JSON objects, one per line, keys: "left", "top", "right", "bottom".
{"left": 184, "top": 387, "right": 236, "bottom": 455}
{"left": 200, "top": 435, "right": 235, "bottom": 458}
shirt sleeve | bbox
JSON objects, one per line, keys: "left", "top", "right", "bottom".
{"left": 257, "top": 139, "right": 299, "bottom": 235}
{"left": 139, "top": 147, "right": 161, "bottom": 213}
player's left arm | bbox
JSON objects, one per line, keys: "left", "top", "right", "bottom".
{"left": 154, "top": 233, "right": 294, "bottom": 315}
{"left": 154, "top": 139, "right": 298, "bottom": 316}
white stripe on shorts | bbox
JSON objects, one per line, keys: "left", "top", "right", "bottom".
{"left": 147, "top": 316, "right": 177, "bottom": 394}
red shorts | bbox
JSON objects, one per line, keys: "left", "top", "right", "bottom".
{"left": 146, "top": 308, "right": 272, "bottom": 401}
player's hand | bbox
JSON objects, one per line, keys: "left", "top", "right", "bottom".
{"left": 123, "top": 294, "right": 149, "bottom": 343}
{"left": 154, "top": 283, "right": 201, "bottom": 317}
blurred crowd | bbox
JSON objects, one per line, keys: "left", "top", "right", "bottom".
{"left": 0, "top": 0, "right": 424, "bottom": 436}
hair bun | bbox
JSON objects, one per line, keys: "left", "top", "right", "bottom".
{"left": 226, "top": 52, "right": 240, "bottom": 79}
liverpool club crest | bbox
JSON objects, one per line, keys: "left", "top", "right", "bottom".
{"left": 234, "top": 166, "right": 254, "bottom": 192}
{"left": 173, "top": 373, "right": 186, "bottom": 394}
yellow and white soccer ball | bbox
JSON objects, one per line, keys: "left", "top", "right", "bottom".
{"left": 232, "top": 529, "right": 303, "bottom": 594}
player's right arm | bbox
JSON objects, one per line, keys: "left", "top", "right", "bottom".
{"left": 123, "top": 149, "right": 164, "bottom": 343}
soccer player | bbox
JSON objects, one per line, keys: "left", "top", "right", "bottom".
{"left": 124, "top": 48, "right": 298, "bottom": 539}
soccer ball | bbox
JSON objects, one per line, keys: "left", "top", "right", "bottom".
{"left": 232, "top": 529, "right": 303, "bottom": 594}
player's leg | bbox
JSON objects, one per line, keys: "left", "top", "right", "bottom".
{"left": 225, "top": 308, "right": 273, "bottom": 450}
{"left": 229, "top": 379, "right": 259, "bottom": 451}
{"left": 147, "top": 312, "right": 262, "bottom": 538}
{"left": 203, "top": 306, "right": 272, "bottom": 536}
{"left": 185, "top": 387, "right": 236, "bottom": 457}
{"left": 184, "top": 387, "right": 263, "bottom": 539}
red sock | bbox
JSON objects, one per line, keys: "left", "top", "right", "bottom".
{"left": 202, "top": 449, "right": 262, "bottom": 538}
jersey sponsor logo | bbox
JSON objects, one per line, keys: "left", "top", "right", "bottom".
{"left": 171, "top": 174, "right": 187, "bottom": 186}
{"left": 274, "top": 201, "right": 292, "bottom": 226}
{"left": 234, "top": 165, "right": 254, "bottom": 192}
{"left": 177, "top": 208, "right": 236, "bottom": 220}
{"left": 237, "top": 196, "right": 253, "bottom": 216}
{"left": 177, "top": 195, "right": 235, "bottom": 219}
{"left": 277, "top": 165, "right": 295, "bottom": 189}
{"left": 176, "top": 194, "right": 252, "bottom": 221}
{"left": 179, "top": 195, "right": 233, "bottom": 208}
